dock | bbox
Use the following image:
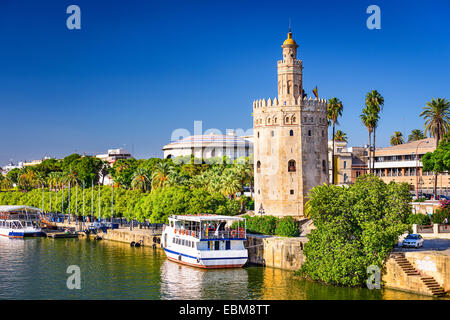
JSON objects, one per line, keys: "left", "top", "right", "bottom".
{"left": 44, "top": 229, "right": 79, "bottom": 239}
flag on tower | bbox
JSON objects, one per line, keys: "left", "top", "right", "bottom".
{"left": 312, "top": 86, "right": 318, "bottom": 98}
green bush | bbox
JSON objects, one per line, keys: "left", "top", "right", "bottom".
{"left": 299, "top": 175, "right": 411, "bottom": 287}
{"left": 431, "top": 208, "right": 450, "bottom": 224}
{"left": 275, "top": 216, "right": 300, "bottom": 237}
{"left": 407, "top": 213, "right": 431, "bottom": 225}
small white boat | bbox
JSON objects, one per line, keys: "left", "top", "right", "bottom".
{"left": 0, "top": 205, "right": 44, "bottom": 238}
{"left": 161, "top": 214, "right": 248, "bottom": 269}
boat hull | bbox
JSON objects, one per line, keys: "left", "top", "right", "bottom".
{"left": 163, "top": 247, "right": 248, "bottom": 269}
{"left": 0, "top": 228, "right": 44, "bottom": 238}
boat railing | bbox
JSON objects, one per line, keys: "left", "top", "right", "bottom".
{"left": 200, "top": 230, "right": 246, "bottom": 240}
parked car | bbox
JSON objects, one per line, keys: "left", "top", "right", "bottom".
{"left": 402, "top": 234, "right": 424, "bottom": 248}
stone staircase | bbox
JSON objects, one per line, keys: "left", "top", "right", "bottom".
{"left": 392, "top": 252, "right": 446, "bottom": 297}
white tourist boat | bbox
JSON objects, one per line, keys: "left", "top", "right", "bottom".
{"left": 0, "top": 205, "right": 44, "bottom": 238}
{"left": 161, "top": 214, "right": 248, "bottom": 269}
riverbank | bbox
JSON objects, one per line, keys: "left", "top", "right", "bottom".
{"left": 52, "top": 221, "right": 449, "bottom": 298}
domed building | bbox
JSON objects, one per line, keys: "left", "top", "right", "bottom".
{"left": 162, "top": 132, "right": 253, "bottom": 161}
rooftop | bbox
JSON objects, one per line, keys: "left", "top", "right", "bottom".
{"left": 375, "top": 138, "right": 436, "bottom": 157}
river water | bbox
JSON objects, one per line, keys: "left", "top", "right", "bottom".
{"left": 0, "top": 237, "right": 442, "bottom": 300}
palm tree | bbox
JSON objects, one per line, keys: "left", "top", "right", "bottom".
{"left": 360, "top": 108, "right": 378, "bottom": 173}
{"left": 334, "top": 130, "right": 348, "bottom": 142}
{"left": 131, "top": 168, "right": 152, "bottom": 192}
{"left": 365, "top": 90, "right": 384, "bottom": 172}
{"left": 151, "top": 162, "right": 172, "bottom": 189}
{"left": 420, "top": 97, "right": 450, "bottom": 197}
{"left": 390, "top": 131, "right": 404, "bottom": 146}
{"left": 327, "top": 97, "right": 344, "bottom": 184}
{"left": 408, "top": 129, "right": 426, "bottom": 142}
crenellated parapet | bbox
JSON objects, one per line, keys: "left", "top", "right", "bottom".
{"left": 252, "top": 96, "right": 327, "bottom": 111}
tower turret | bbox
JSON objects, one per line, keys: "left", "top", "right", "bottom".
{"left": 277, "top": 29, "right": 302, "bottom": 103}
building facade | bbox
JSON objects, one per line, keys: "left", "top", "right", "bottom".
{"left": 253, "top": 29, "right": 328, "bottom": 219}
{"left": 328, "top": 140, "right": 368, "bottom": 185}
{"left": 373, "top": 138, "right": 449, "bottom": 195}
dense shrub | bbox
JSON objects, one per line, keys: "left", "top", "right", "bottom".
{"left": 0, "top": 186, "right": 241, "bottom": 223}
{"left": 275, "top": 216, "right": 300, "bottom": 237}
{"left": 407, "top": 213, "right": 431, "bottom": 225}
{"left": 299, "top": 175, "right": 411, "bottom": 287}
{"left": 431, "top": 208, "right": 450, "bottom": 224}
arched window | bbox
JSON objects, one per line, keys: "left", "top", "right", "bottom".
{"left": 322, "top": 130, "right": 324, "bottom": 137}
{"left": 257, "top": 131, "right": 260, "bottom": 138}
{"left": 288, "top": 160, "right": 296, "bottom": 172}
{"left": 308, "top": 130, "right": 312, "bottom": 136}
{"left": 285, "top": 117, "right": 289, "bottom": 124}
{"left": 268, "top": 118, "right": 271, "bottom": 124}
{"left": 292, "top": 116, "right": 296, "bottom": 123}
{"left": 322, "top": 160, "right": 326, "bottom": 173}
{"left": 274, "top": 117, "right": 277, "bottom": 124}
{"left": 166, "top": 154, "right": 172, "bottom": 159}
{"left": 257, "top": 161, "right": 261, "bottom": 173}
{"left": 289, "top": 129, "right": 294, "bottom": 136}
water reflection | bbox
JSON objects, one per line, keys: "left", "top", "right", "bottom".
{"left": 0, "top": 238, "right": 445, "bottom": 300}
{"left": 160, "top": 260, "right": 249, "bottom": 299}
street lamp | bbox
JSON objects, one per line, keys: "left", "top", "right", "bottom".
{"left": 415, "top": 140, "right": 428, "bottom": 200}
{"left": 258, "top": 204, "right": 265, "bottom": 216}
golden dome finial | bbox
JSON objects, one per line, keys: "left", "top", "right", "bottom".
{"left": 283, "top": 28, "right": 297, "bottom": 46}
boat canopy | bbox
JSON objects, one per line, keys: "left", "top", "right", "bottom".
{"left": 170, "top": 214, "right": 245, "bottom": 222}
{"left": 0, "top": 205, "right": 41, "bottom": 213}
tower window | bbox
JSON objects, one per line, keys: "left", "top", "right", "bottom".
{"left": 304, "top": 117, "right": 307, "bottom": 123}
{"left": 290, "top": 190, "right": 294, "bottom": 195}
{"left": 271, "top": 131, "right": 274, "bottom": 137}
{"left": 286, "top": 117, "right": 289, "bottom": 124}
{"left": 268, "top": 118, "right": 271, "bottom": 124}
{"left": 289, "top": 129, "right": 294, "bottom": 136}
{"left": 322, "top": 130, "right": 324, "bottom": 137}
{"left": 274, "top": 117, "right": 277, "bottom": 124}
{"left": 257, "top": 161, "right": 261, "bottom": 173}
{"left": 292, "top": 116, "right": 296, "bottom": 123}
{"left": 322, "top": 160, "right": 326, "bottom": 173}
{"left": 308, "top": 130, "right": 312, "bottom": 136}
{"left": 288, "top": 160, "right": 296, "bottom": 172}
{"left": 257, "top": 131, "right": 260, "bottom": 138}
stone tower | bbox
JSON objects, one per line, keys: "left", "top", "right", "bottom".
{"left": 253, "top": 29, "right": 328, "bottom": 219}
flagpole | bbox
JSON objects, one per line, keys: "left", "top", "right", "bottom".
{"left": 82, "top": 180, "right": 85, "bottom": 230}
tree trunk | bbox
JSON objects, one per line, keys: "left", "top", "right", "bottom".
{"left": 332, "top": 123, "right": 335, "bottom": 184}
{"left": 368, "top": 131, "right": 372, "bottom": 174}
{"left": 372, "top": 127, "right": 376, "bottom": 174}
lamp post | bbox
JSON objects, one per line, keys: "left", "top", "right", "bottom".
{"left": 415, "top": 140, "right": 428, "bottom": 200}
{"left": 258, "top": 204, "right": 265, "bottom": 216}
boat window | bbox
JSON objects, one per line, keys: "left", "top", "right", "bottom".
{"left": 214, "top": 241, "right": 220, "bottom": 251}
{"left": 226, "top": 240, "right": 231, "bottom": 250}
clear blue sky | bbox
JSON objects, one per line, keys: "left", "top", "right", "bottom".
{"left": 0, "top": 0, "right": 449, "bottom": 164}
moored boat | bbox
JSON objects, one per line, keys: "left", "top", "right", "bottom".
{"left": 0, "top": 205, "right": 44, "bottom": 238}
{"left": 161, "top": 214, "right": 248, "bottom": 269}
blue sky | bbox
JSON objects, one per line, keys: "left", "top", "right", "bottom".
{"left": 0, "top": 0, "right": 449, "bottom": 164}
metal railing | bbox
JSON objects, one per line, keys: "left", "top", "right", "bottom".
{"left": 200, "top": 230, "right": 246, "bottom": 240}
{"left": 417, "top": 225, "right": 434, "bottom": 233}
{"left": 438, "top": 224, "right": 450, "bottom": 233}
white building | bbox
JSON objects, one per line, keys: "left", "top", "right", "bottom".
{"left": 96, "top": 148, "right": 132, "bottom": 164}
{"left": 162, "top": 132, "right": 253, "bottom": 161}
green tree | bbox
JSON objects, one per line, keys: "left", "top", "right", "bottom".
{"left": 420, "top": 97, "right": 450, "bottom": 197}
{"left": 365, "top": 90, "right": 384, "bottom": 172}
{"left": 390, "top": 131, "right": 404, "bottom": 146}
{"left": 131, "top": 167, "right": 152, "bottom": 192}
{"left": 299, "top": 175, "right": 410, "bottom": 286}
{"left": 327, "top": 97, "right": 344, "bottom": 184}
{"left": 110, "top": 158, "right": 138, "bottom": 188}
{"left": 334, "top": 130, "right": 347, "bottom": 142}
{"left": 360, "top": 108, "right": 378, "bottom": 173}
{"left": 408, "top": 129, "right": 425, "bottom": 142}
{"left": 151, "top": 161, "right": 173, "bottom": 189}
